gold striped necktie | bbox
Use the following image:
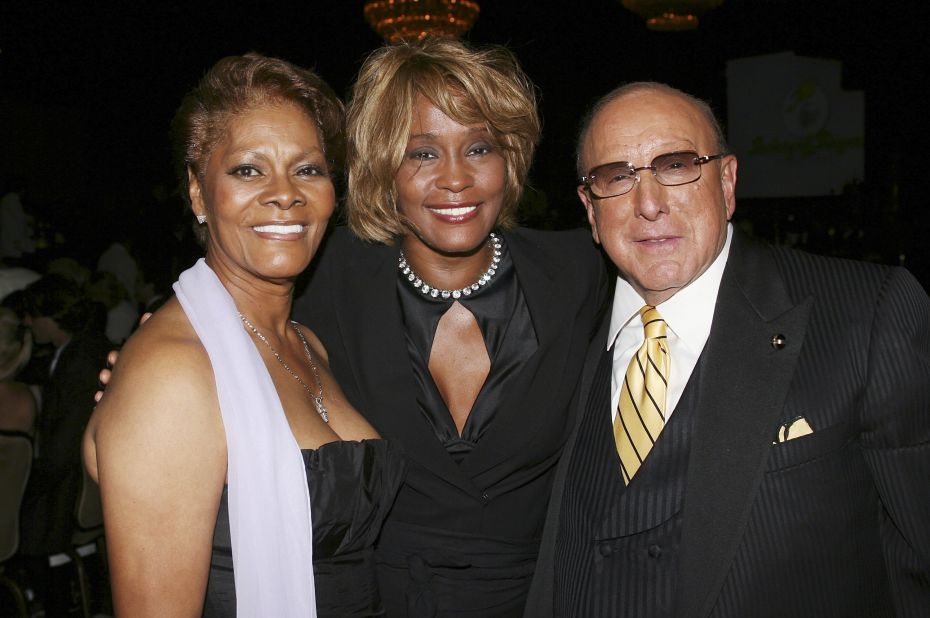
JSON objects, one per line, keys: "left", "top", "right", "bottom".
{"left": 614, "top": 306, "right": 670, "bottom": 485}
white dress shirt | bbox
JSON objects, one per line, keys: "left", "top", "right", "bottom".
{"left": 607, "top": 224, "right": 733, "bottom": 423}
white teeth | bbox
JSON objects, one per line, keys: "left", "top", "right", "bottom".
{"left": 430, "top": 205, "right": 476, "bottom": 216}
{"left": 254, "top": 224, "right": 304, "bottom": 234}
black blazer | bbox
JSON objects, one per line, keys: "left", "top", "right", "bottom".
{"left": 295, "top": 226, "right": 605, "bottom": 550}
{"left": 526, "top": 231, "right": 930, "bottom": 617}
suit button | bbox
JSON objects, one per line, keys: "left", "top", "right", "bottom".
{"left": 599, "top": 543, "right": 613, "bottom": 557}
{"left": 480, "top": 492, "right": 489, "bottom": 502}
{"left": 648, "top": 544, "right": 662, "bottom": 558}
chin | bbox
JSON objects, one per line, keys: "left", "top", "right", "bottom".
{"left": 426, "top": 230, "right": 494, "bottom": 256}
{"left": 258, "top": 256, "right": 312, "bottom": 280}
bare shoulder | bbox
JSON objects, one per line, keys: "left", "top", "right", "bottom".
{"left": 95, "top": 299, "right": 215, "bottom": 421}
{"left": 121, "top": 298, "right": 211, "bottom": 378}
{"left": 0, "top": 381, "right": 37, "bottom": 434}
{"left": 85, "top": 297, "right": 225, "bottom": 480}
{"left": 0, "top": 380, "right": 36, "bottom": 406}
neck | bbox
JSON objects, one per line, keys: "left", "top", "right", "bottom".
{"left": 205, "top": 255, "right": 295, "bottom": 338}
{"left": 400, "top": 234, "right": 493, "bottom": 291}
{"left": 52, "top": 331, "right": 72, "bottom": 349}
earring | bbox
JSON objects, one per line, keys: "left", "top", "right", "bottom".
{"left": 196, "top": 214, "right": 207, "bottom": 224}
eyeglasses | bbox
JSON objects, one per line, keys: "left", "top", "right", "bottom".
{"left": 580, "top": 151, "right": 727, "bottom": 200}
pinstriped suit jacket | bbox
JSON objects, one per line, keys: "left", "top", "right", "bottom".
{"left": 526, "top": 231, "right": 930, "bottom": 617}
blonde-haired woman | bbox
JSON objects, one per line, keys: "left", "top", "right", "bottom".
{"left": 296, "top": 38, "right": 606, "bottom": 617}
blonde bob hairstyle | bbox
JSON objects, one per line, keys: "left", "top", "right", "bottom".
{"left": 346, "top": 38, "right": 541, "bottom": 244}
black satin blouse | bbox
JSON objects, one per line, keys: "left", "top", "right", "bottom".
{"left": 396, "top": 237, "right": 538, "bottom": 463}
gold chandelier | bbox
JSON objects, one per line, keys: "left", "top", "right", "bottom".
{"left": 364, "top": 0, "right": 480, "bottom": 44}
{"left": 621, "top": 0, "right": 724, "bottom": 31}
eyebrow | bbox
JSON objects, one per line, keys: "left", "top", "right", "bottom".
{"left": 228, "top": 146, "right": 326, "bottom": 160}
{"left": 407, "top": 126, "right": 492, "bottom": 141}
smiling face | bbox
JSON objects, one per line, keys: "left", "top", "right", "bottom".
{"left": 394, "top": 95, "right": 507, "bottom": 258}
{"left": 189, "top": 102, "right": 336, "bottom": 284}
{"left": 578, "top": 89, "right": 738, "bottom": 305}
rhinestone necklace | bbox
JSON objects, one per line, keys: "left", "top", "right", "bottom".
{"left": 398, "top": 233, "right": 503, "bottom": 300}
{"left": 239, "top": 314, "right": 329, "bottom": 423}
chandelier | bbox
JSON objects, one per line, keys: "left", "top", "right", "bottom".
{"left": 621, "top": 0, "right": 724, "bottom": 31}
{"left": 364, "top": 0, "right": 480, "bottom": 44}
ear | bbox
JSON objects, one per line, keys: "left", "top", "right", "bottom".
{"left": 578, "top": 185, "right": 601, "bottom": 245}
{"left": 720, "top": 155, "right": 738, "bottom": 221}
{"left": 188, "top": 167, "right": 206, "bottom": 218}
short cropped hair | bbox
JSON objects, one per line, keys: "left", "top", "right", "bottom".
{"left": 575, "top": 81, "right": 728, "bottom": 178}
{"left": 346, "top": 38, "right": 541, "bottom": 243}
{"left": 170, "top": 52, "right": 345, "bottom": 238}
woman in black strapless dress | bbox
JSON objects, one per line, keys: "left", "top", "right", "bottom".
{"left": 84, "top": 54, "right": 402, "bottom": 617}
{"left": 204, "top": 440, "right": 405, "bottom": 616}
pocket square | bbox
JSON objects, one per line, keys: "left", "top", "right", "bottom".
{"left": 775, "top": 416, "right": 814, "bottom": 443}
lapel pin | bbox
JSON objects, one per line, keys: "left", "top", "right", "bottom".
{"left": 770, "top": 334, "right": 786, "bottom": 350}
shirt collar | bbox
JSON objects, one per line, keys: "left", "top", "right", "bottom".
{"left": 49, "top": 336, "right": 72, "bottom": 376}
{"left": 607, "top": 223, "right": 733, "bottom": 351}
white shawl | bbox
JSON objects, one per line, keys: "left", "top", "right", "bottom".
{"left": 174, "top": 259, "right": 317, "bottom": 617}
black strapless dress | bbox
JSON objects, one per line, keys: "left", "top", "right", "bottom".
{"left": 203, "top": 439, "right": 406, "bottom": 617}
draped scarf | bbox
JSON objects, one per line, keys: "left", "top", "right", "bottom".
{"left": 174, "top": 258, "right": 317, "bottom": 617}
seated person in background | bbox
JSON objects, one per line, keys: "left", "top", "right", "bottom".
{"left": 0, "top": 305, "right": 36, "bottom": 434}
{"left": 1, "top": 289, "right": 52, "bottom": 387}
{"left": 17, "top": 274, "right": 110, "bottom": 614}
{"left": 45, "top": 257, "right": 91, "bottom": 289}
{"left": 0, "top": 261, "right": 40, "bottom": 304}
{"left": 96, "top": 238, "right": 138, "bottom": 306}
{"left": 88, "top": 270, "right": 138, "bottom": 344}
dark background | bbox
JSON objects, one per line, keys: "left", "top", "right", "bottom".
{"left": 2, "top": 0, "right": 928, "bottom": 287}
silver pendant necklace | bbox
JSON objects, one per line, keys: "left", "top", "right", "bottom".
{"left": 239, "top": 314, "right": 329, "bottom": 423}
{"left": 398, "top": 232, "right": 503, "bottom": 299}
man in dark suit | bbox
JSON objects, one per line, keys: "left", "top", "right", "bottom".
{"left": 19, "top": 274, "right": 110, "bottom": 614}
{"left": 525, "top": 82, "right": 930, "bottom": 617}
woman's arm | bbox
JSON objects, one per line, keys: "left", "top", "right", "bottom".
{"left": 85, "top": 307, "right": 227, "bottom": 617}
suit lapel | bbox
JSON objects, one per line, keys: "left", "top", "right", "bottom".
{"left": 677, "top": 234, "right": 812, "bottom": 617}
{"left": 577, "top": 315, "right": 613, "bottom": 434}
{"left": 506, "top": 230, "right": 559, "bottom": 341}
{"left": 523, "top": 308, "right": 611, "bottom": 617}
{"left": 334, "top": 239, "right": 478, "bottom": 494}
